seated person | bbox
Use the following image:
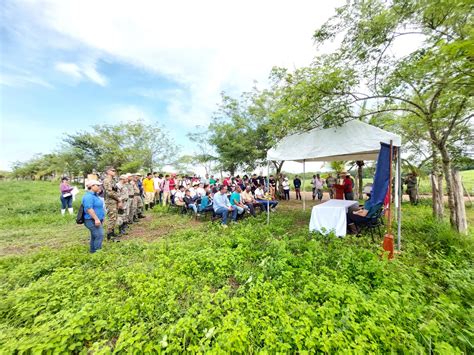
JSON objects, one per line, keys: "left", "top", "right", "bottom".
{"left": 347, "top": 200, "right": 383, "bottom": 234}
{"left": 240, "top": 185, "right": 260, "bottom": 216}
{"left": 254, "top": 184, "right": 278, "bottom": 211}
{"left": 196, "top": 183, "right": 206, "bottom": 197}
{"left": 229, "top": 185, "right": 248, "bottom": 217}
{"left": 174, "top": 186, "right": 186, "bottom": 206}
{"left": 212, "top": 185, "right": 238, "bottom": 226}
{"left": 183, "top": 189, "right": 198, "bottom": 214}
{"left": 198, "top": 191, "right": 214, "bottom": 215}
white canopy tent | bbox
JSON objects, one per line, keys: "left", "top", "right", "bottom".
{"left": 265, "top": 120, "right": 403, "bottom": 250}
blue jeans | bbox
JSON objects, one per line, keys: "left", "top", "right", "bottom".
{"left": 60, "top": 195, "right": 73, "bottom": 209}
{"left": 256, "top": 200, "right": 278, "bottom": 211}
{"left": 85, "top": 219, "right": 104, "bottom": 253}
{"left": 187, "top": 203, "right": 197, "bottom": 214}
{"left": 214, "top": 207, "right": 238, "bottom": 224}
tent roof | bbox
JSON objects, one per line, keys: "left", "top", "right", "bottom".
{"left": 266, "top": 120, "right": 401, "bottom": 162}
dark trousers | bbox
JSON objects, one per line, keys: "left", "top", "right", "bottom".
{"left": 345, "top": 192, "right": 354, "bottom": 201}
{"left": 60, "top": 195, "right": 73, "bottom": 209}
{"left": 284, "top": 189, "right": 290, "bottom": 200}
{"left": 244, "top": 202, "right": 257, "bottom": 216}
{"left": 347, "top": 212, "right": 368, "bottom": 226}
{"left": 295, "top": 188, "right": 301, "bottom": 200}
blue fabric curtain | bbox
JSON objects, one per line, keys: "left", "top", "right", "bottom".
{"left": 367, "top": 143, "right": 395, "bottom": 209}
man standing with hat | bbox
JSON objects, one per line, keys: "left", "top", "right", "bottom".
{"left": 117, "top": 174, "right": 130, "bottom": 236}
{"left": 103, "top": 166, "right": 122, "bottom": 241}
{"left": 82, "top": 180, "right": 105, "bottom": 253}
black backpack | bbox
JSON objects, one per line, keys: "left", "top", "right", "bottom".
{"left": 76, "top": 204, "right": 85, "bottom": 224}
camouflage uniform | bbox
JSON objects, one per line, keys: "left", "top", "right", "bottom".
{"left": 133, "top": 181, "right": 141, "bottom": 220}
{"left": 404, "top": 174, "right": 418, "bottom": 205}
{"left": 103, "top": 176, "right": 121, "bottom": 235}
{"left": 126, "top": 179, "right": 135, "bottom": 223}
{"left": 117, "top": 180, "right": 129, "bottom": 226}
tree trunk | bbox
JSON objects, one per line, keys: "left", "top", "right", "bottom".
{"left": 451, "top": 170, "right": 468, "bottom": 234}
{"left": 438, "top": 145, "right": 457, "bottom": 228}
{"left": 431, "top": 148, "right": 444, "bottom": 219}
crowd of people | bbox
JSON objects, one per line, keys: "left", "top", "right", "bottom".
{"left": 60, "top": 167, "right": 418, "bottom": 253}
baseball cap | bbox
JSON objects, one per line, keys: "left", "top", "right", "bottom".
{"left": 119, "top": 174, "right": 128, "bottom": 179}
{"left": 87, "top": 179, "right": 102, "bottom": 187}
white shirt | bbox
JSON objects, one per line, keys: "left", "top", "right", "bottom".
{"left": 189, "top": 187, "right": 197, "bottom": 198}
{"left": 255, "top": 187, "right": 264, "bottom": 199}
{"left": 314, "top": 178, "right": 324, "bottom": 189}
{"left": 196, "top": 187, "right": 206, "bottom": 196}
{"left": 282, "top": 180, "right": 290, "bottom": 190}
{"left": 175, "top": 190, "right": 185, "bottom": 201}
{"left": 153, "top": 177, "right": 162, "bottom": 191}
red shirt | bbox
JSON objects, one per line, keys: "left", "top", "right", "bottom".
{"left": 169, "top": 178, "right": 176, "bottom": 190}
{"left": 223, "top": 178, "right": 230, "bottom": 186}
{"left": 343, "top": 177, "right": 353, "bottom": 193}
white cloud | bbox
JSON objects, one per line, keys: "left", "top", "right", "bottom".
{"left": 10, "top": 0, "right": 344, "bottom": 126}
{"left": 54, "top": 61, "right": 107, "bottom": 86}
{"left": 0, "top": 73, "right": 53, "bottom": 88}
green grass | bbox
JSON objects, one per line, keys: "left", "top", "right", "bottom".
{"left": 0, "top": 181, "right": 473, "bottom": 353}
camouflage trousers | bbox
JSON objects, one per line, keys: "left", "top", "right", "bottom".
{"left": 128, "top": 196, "right": 137, "bottom": 222}
{"left": 135, "top": 195, "right": 144, "bottom": 216}
{"left": 117, "top": 199, "right": 130, "bottom": 225}
{"left": 105, "top": 199, "right": 118, "bottom": 233}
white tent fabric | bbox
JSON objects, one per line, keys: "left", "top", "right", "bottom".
{"left": 266, "top": 120, "right": 401, "bottom": 162}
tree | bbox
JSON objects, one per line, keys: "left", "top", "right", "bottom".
{"left": 64, "top": 121, "right": 178, "bottom": 174}
{"left": 271, "top": 0, "right": 472, "bottom": 233}
{"left": 187, "top": 128, "right": 216, "bottom": 175}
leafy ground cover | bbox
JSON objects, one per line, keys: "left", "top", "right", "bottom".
{"left": 0, "top": 181, "right": 473, "bottom": 353}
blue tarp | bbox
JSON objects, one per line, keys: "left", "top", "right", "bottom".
{"left": 367, "top": 142, "right": 394, "bottom": 209}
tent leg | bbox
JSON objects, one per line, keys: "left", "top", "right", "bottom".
{"left": 302, "top": 160, "right": 306, "bottom": 211}
{"left": 267, "top": 161, "right": 270, "bottom": 225}
{"left": 397, "top": 147, "right": 402, "bottom": 251}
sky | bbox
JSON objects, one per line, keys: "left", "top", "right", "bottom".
{"left": 0, "top": 0, "right": 346, "bottom": 173}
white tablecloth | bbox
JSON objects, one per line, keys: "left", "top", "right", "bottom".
{"left": 309, "top": 200, "right": 359, "bottom": 237}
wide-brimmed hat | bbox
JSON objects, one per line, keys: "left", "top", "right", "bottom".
{"left": 87, "top": 179, "right": 102, "bottom": 187}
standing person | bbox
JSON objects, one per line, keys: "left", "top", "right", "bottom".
{"left": 342, "top": 172, "right": 354, "bottom": 200}
{"left": 143, "top": 173, "right": 155, "bottom": 210}
{"left": 153, "top": 172, "right": 162, "bottom": 206}
{"left": 59, "top": 177, "right": 74, "bottom": 216}
{"left": 126, "top": 174, "right": 137, "bottom": 223}
{"left": 268, "top": 175, "right": 277, "bottom": 200}
{"left": 82, "top": 180, "right": 105, "bottom": 253}
{"left": 161, "top": 175, "right": 171, "bottom": 206}
{"left": 311, "top": 175, "right": 317, "bottom": 200}
{"left": 282, "top": 177, "right": 290, "bottom": 200}
{"left": 209, "top": 175, "right": 216, "bottom": 186}
{"left": 314, "top": 174, "right": 324, "bottom": 201}
{"left": 404, "top": 172, "right": 418, "bottom": 205}
{"left": 213, "top": 185, "right": 238, "bottom": 227}
{"left": 326, "top": 173, "right": 337, "bottom": 199}
{"left": 103, "top": 167, "right": 122, "bottom": 241}
{"left": 293, "top": 175, "right": 302, "bottom": 200}
{"left": 116, "top": 174, "right": 130, "bottom": 236}
{"left": 135, "top": 174, "right": 145, "bottom": 217}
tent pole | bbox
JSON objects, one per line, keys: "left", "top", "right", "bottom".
{"left": 302, "top": 160, "right": 306, "bottom": 211}
{"left": 394, "top": 149, "right": 399, "bottom": 219}
{"left": 397, "top": 147, "right": 402, "bottom": 251}
{"left": 267, "top": 161, "right": 270, "bottom": 225}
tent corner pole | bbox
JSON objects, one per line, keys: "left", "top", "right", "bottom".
{"left": 397, "top": 147, "right": 402, "bottom": 251}
{"left": 303, "top": 160, "right": 306, "bottom": 211}
{"left": 267, "top": 161, "right": 270, "bottom": 225}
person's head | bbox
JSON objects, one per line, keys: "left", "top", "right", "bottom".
{"left": 206, "top": 190, "right": 211, "bottom": 197}
{"left": 199, "top": 182, "right": 204, "bottom": 188}
{"left": 147, "top": 172, "right": 152, "bottom": 179}
{"left": 105, "top": 166, "right": 116, "bottom": 177}
{"left": 219, "top": 185, "right": 227, "bottom": 194}
{"left": 185, "top": 189, "right": 191, "bottom": 196}
{"left": 235, "top": 185, "right": 242, "bottom": 193}
{"left": 87, "top": 180, "right": 102, "bottom": 193}
{"left": 179, "top": 185, "right": 185, "bottom": 191}
{"left": 313, "top": 174, "right": 316, "bottom": 178}
{"left": 119, "top": 174, "right": 127, "bottom": 183}
{"left": 205, "top": 174, "right": 209, "bottom": 178}
{"left": 316, "top": 174, "right": 320, "bottom": 178}
{"left": 159, "top": 174, "right": 163, "bottom": 178}
{"left": 328, "top": 173, "right": 332, "bottom": 177}
{"left": 153, "top": 172, "right": 158, "bottom": 176}
{"left": 245, "top": 185, "right": 251, "bottom": 192}
{"left": 61, "top": 177, "right": 69, "bottom": 183}
{"left": 165, "top": 174, "right": 170, "bottom": 179}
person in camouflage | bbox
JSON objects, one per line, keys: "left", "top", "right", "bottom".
{"left": 132, "top": 173, "right": 145, "bottom": 220}
{"left": 404, "top": 172, "right": 418, "bottom": 205}
{"left": 127, "top": 174, "right": 138, "bottom": 223}
{"left": 117, "top": 174, "right": 130, "bottom": 236}
{"left": 103, "top": 167, "right": 123, "bottom": 241}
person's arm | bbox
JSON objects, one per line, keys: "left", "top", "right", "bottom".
{"left": 83, "top": 194, "right": 101, "bottom": 226}
{"left": 86, "top": 208, "right": 102, "bottom": 226}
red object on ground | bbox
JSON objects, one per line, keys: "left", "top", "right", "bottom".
{"left": 334, "top": 185, "right": 345, "bottom": 199}
{"left": 383, "top": 233, "right": 394, "bottom": 260}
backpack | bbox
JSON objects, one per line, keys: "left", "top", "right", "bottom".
{"left": 76, "top": 204, "right": 85, "bottom": 224}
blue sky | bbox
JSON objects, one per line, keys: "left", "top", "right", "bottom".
{"left": 0, "top": 0, "right": 344, "bottom": 172}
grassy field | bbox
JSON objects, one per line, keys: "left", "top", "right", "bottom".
{"left": 0, "top": 181, "right": 473, "bottom": 353}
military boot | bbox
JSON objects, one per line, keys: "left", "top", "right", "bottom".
{"left": 150, "top": 202, "right": 154, "bottom": 209}
{"left": 106, "top": 231, "right": 116, "bottom": 241}
{"left": 145, "top": 204, "right": 149, "bottom": 211}
{"left": 119, "top": 224, "right": 128, "bottom": 236}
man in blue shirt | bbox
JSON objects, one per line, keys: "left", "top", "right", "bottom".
{"left": 82, "top": 180, "right": 106, "bottom": 253}
{"left": 213, "top": 185, "right": 238, "bottom": 227}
